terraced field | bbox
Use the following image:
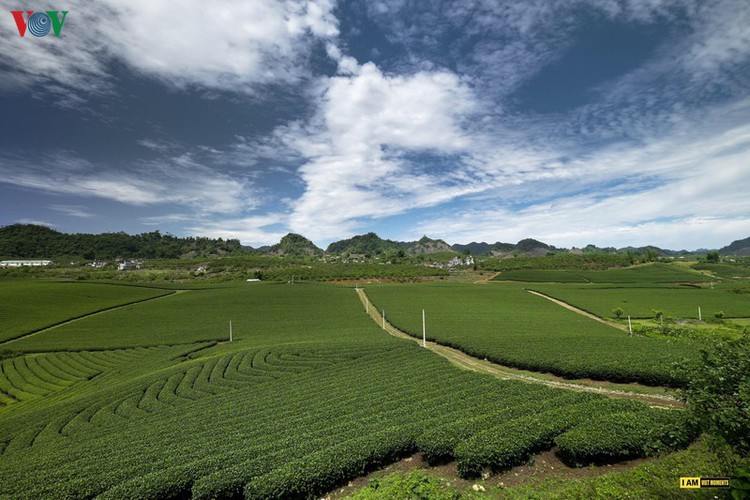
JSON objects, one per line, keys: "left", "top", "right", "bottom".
{"left": 366, "top": 282, "right": 697, "bottom": 386}
{"left": 0, "top": 282, "right": 695, "bottom": 498}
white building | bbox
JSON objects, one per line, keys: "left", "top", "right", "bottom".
{"left": 117, "top": 261, "right": 142, "bottom": 271}
{"left": 0, "top": 259, "right": 53, "bottom": 267}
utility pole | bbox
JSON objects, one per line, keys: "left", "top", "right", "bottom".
{"left": 628, "top": 315, "right": 632, "bottom": 335}
{"left": 229, "top": 321, "right": 233, "bottom": 342}
{"left": 382, "top": 310, "right": 385, "bottom": 330}
{"left": 422, "top": 309, "right": 426, "bottom": 347}
{"left": 698, "top": 306, "right": 702, "bottom": 321}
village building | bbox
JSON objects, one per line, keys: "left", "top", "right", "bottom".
{"left": 0, "top": 259, "right": 53, "bottom": 267}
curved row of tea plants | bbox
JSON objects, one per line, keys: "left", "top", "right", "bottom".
{"left": 0, "top": 283, "right": 695, "bottom": 498}
{"left": 0, "top": 342, "right": 690, "bottom": 499}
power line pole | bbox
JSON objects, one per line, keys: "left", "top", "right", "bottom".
{"left": 229, "top": 321, "right": 233, "bottom": 342}
{"left": 698, "top": 306, "right": 702, "bottom": 321}
{"left": 422, "top": 309, "right": 426, "bottom": 347}
{"left": 627, "top": 315, "right": 632, "bottom": 335}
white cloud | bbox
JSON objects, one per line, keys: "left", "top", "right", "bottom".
{"left": 15, "top": 219, "right": 56, "bottom": 228}
{"left": 48, "top": 204, "right": 95, "bottom": 218}
{"left": 0, "top": 153, "right": 254, "bottom": 215}
{"left": 0, "top": 0, "right": 339, "bottom": 100}
{"left": 413, "top": 99, "right": 750, "bottom": 249}
{"left": 187, "top": 214, "right": 288, "bottom": 247}
{"left": 139, "top": 214, "right": 192, "bottom": 226}
{"left": 283, "top": 62, "right": 480, "bottom": 240}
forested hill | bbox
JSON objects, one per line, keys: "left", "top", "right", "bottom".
{"left": 0, "top": 224, "right": 243, "bottom": 260}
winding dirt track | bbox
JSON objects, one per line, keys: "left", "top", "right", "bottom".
{"left": 355, "top": 288, "right": 682, "bottom": 408}
{"left": 526, "top": 289, "right": 630, "bottom": 332}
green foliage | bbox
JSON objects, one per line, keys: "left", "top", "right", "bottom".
{"left": 0, "top": 224, "right": 243, "bottom": 259}
{"left": 554, "top": 410, "right": 698, "bottom": 465}
{"left": 715, "top": 310, "right": 725, "bottom": 319}
{"left": 326, "top": 232, "right": 403, "bottom": 255}
{"left": 612, "top": 307, "right": 624, "bottom": 319}
{"left": 480, "top": 253, "right": 632, "bottom": 272}
{"left": 255, "top": 263, "right": 448, "bottom": 282}
{"left": 732, "top": 465, "right": 750, "bottom": 500}
{"left": 269, "top": 233, "right": 323, "bottom": 257}
{"left": 367, "top": 283, "right": 696, "bottom": 386}
{"left": 503, "top": 437, "right": 746, "bottom": 499}
{"left": 453, "top": 397, "right": 655, "bottom": 477}
{"left": 678, "top": 335, "right": 750, "bottom": 454}
{"left": 350, "top": 470, "right": 460, "bottom": 500}
{"left": 706, "top": 251, "right": 721, "bottom": 263}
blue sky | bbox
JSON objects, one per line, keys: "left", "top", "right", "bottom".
{"left": 1, "top": 0, "right": 749, "bottom": 250}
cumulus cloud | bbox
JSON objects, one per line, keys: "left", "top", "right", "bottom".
{"left": 0, "top": 0, "right": 339, "bottom": 101}
{"left": 282, "top": 62, "right": 481, "bottom": 240}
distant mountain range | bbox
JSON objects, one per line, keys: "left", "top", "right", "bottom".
{"left": 1, "top": 224, "right": 749, "bottom": 259}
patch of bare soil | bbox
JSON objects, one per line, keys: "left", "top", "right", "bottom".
{"left": 325, "top": 449, "right": 652, "bottom": 498}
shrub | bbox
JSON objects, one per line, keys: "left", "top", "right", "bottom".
{"left": 555, "top": 411, "right": 698, "bottom": 466}
{"left": 677, "top": 335, "right": 750, "bottom": 453}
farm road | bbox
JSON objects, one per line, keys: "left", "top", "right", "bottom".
{"left": 526, "top": 289, "right": 630, "bottom": 333}
{"left": 355, "top": 288, "right": 681, "bottom": 409}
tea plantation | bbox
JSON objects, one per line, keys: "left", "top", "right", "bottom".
{"left": 492, "top": 262, "right": 708, "bottom": 283}
{"left": 528, "top": 283, "right": 750, "bottom": 319}
{"left": 366, "top": 282, "right": 698, "bottom": 386}
{"left": 0, "top": 280, "right": 696, "bottom": 498}
{"left": 0, "top": 280, "right": 171, "bottom": 343}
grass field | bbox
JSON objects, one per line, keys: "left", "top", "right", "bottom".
{"left": 366, "top": 282, "right": 697, "bottom": 386}
{"left": 0, "top": 280, "right": 172, "bottom": 343}
{"left": 529, "top": 283, "right": 750, "bottom": 319}
{"left": 492, "top": 263, "right": 709, "bottom": 283}
{"left": 0, "top": 282, "right": 697, "bottom": 498}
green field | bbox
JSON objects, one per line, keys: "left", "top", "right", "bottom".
{"left": 493, "top": 263, "right": 708, "bottom": 283}
{"left": 0, "top": 280, "right": 172, "bottom": 343}
{"left": 8, "top": 284, "right": 290, "bottom": 351}
{"left": 529, "top": 283, "right": 750, "bottom": 319}
{"left": 692, "top": 262, "right": 750, "bottom": 279}
{"left": 491, "top": 269, "right": 590, "bottom": 282}
{"left": 0, "top": 281, "right": 699, "bottom": 498}
{"left": 366, "top": 282, "right": 697, "bottom": 386}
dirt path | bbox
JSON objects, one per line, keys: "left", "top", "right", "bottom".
{"left": 355, "top": 288, "right": 681, "bottom": 408}
{"left": 526, "top": 289, "right": 630, "bottom": 333}
{"left": 1, "top": 290, "right": 189, "bottom": 347}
